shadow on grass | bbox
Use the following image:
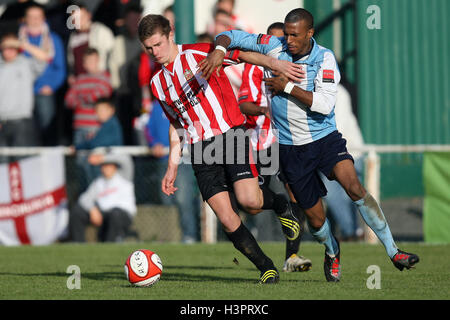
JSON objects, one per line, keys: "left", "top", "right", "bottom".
{"left": 0, "top": 264, "right": 259, "bottom": 284}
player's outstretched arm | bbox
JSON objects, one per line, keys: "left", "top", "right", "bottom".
{"left": 238, "top": 51, "right": 305, "bottom": 83}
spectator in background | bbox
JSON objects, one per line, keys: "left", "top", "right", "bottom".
{"left": 65, "top": 48, "right": 113, "bottom": 190}
{"left": 319, "top": 83, "right": 365, "bottom": 241}
{"left": 74, "top": 98, "right": 123, "bottom": 151}
{"left": 109, "top": 3, "right": 144, "bottom": 145}
{"left": 146, "top": 101, "right": 201, "bottom": 244}
{"left": 67, "top": 5, "right": 114, "bottom": 82}
{"left": 196, "top": 32, "right": 214, "bottom": 44}
{"left": 69, "top": 157, "right": 137, "bottom": 242}
{"left": 0, "top": 32, "right": 48, "bottom": 161}
{"left": 207, "top": 0, "right": 253, "bottom": 36}
{"left": 65, "top": 47, "right": 113, "bottom": 146}
{"left": 88, "top": 147, "right": 134, "bottom": 183}
{"left": 163, "top": 5, "right": 175, "bottom": 36}
{"left": 20, "top": 3, "right": 66, "bottom": 146}
{"left": 71, "top": 98, "right": 123, "bottom": 187}
{"left": 216, "top": 0, "right": 253, "bottom": 33}
{"left": 135, "top": 50, "right": 161, "bottom": 145}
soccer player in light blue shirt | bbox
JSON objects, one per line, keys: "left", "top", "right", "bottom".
{"left": 198, "top": 8, "right": 419, "bottom": 282}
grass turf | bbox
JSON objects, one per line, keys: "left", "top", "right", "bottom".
{"left": 0, "top": 241, "right": 448, "bottom": 300}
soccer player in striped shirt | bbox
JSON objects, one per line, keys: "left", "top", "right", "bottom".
{"left": 201, "top": 8, "right": 419, "bottom": 282}
{"left": 138, "top": 14, "right": 304, "bottom": 284}
{"left": 238, "top": 22, "right": 311, "bottom": 273}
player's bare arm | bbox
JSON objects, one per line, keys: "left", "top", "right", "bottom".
{"left": 197, "top": 34, "right": 305, "bottom": 82}
{"left": 238, "top": 51, "right": 305, "bottom": 83}
{"left": 239, "top": 101, "right": 270, "bottom": 118}
{"left": 162, "top": 121, "right": 183, "bottom": 196}
{"left": 264, "top": 71, "right": 313, "bottom": 107}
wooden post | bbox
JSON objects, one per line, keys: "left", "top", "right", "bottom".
{"left": 201, "top": 202, "right": 217, "bottom": 243}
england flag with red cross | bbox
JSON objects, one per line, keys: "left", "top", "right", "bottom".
{"left": 0, "top": 151, "right": 69, "bottom": 245}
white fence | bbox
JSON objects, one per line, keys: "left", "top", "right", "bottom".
{"left": 1, "top": 144, "right": 449, "bottom": 243}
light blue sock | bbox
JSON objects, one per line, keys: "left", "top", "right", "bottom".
{"left": 309, "top": 218, "right": 339, "bottom": 256}
{"left": 354, "top": 193, "right": 398, "bottom": 258}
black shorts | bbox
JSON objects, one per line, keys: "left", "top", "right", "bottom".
{"left": 253, "top": 143, "right": 287, "bottom": 188}
{"left": 188, "top": 126, "right": 259, "bottom": 201}
{"left": 279, "top": 130, "right": 354, "bottom": 209}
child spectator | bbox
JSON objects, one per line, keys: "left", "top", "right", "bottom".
{"left": 69, "top": 157, "right": 137, "bottom": 242}
{"left": 65, "top": 47, "right": 113, "bottom": 147}
{"left": 71, "top": 98, "right": 123, "bottom": 190}
{"left": 75, "top": 98, "right": 124, "bottom": 151}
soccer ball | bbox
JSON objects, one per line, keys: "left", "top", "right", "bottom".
{"left": 124, "top": 249, "right": 163, "bottom": 287}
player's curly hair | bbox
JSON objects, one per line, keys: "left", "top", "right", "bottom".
{"left": 138, "top": 14, "right": 171, "bottom": 43}
{"left": 285, "top": 8, "right": 314, "bottom": 29}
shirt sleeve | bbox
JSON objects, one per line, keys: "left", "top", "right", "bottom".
{"left": 78, "top": 179, "right": 100, "bottom": 211}
{"left": 218, "top": 30, "right": 283, "bottom": 58}
{"left": 238, "top": 64, "right": 263, "bottom": 104}
{"left": 310, "top": 50, "right": 341, "bottom": 115}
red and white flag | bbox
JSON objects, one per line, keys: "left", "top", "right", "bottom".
{"left": 0, "top": 151, "right": 69, "bottom": 245}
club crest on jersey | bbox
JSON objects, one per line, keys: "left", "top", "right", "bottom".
{"left": 184, "top": 68, "right": 195, "bottom": 82}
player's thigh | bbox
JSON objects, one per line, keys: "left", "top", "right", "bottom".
{"left": 232, "top": 176, "right": 263, "bottom": 211}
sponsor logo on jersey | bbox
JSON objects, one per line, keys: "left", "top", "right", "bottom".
{"left": 257, "top": 34, "right": 272, "bottom": 45}
{"left": 323, "top": 69, "right": 335, "bottom": 83}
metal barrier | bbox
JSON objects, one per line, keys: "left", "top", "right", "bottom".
{"left": 1, "top": 144, "right": 449, "bottom": 243}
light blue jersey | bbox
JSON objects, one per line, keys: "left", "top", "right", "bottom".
{"left": 220, "top": 30, "right": 341, "bottom": 145}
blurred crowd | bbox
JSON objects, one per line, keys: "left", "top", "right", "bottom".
{"left": 0, "top": 0, "right": 251, "bottom": 150}
{"left": 0, "top": 0, "right": 254, "bottom": 243}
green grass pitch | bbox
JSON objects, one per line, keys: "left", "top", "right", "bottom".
{"left": 0, "top": 242, "right": 448, "bottom": 300}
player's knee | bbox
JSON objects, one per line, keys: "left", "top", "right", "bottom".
{"left": 219, "top": 213, "right": 241, "bottom": 233}
{"left": 238, "top": 197, "right": 262, "bottom": 213}
{"left": 307, "top": 215, "right": 326, "bottom": 230}
{"left": 345, "top": 179, "right": 366, "bottom": 201}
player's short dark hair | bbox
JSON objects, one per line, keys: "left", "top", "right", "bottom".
{"left": 267, "top": 22, "right": 284, "bottom": 34}
{"left": 138, "top": 14, "right": 171, "bottom": 43}
{"left": 285, "top": 8, "right": 314, "bottom": 29}
{"left": 95, "top": 97, "right": 115, "bottom": 109}
{"left": 83, "top": 47, "right": 98, "bottom": 57}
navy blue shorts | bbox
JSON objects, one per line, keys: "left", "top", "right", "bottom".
{"left": 279, "top": 131, "right": 354, "bottom": 209}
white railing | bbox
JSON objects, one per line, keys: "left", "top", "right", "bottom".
{"left": 1, "top": 144, "right": 449, "bottom": 243}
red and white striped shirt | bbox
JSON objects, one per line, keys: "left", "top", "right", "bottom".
{"left": 150, "top": 43, "right": 245, "bottom": 144}
{"left": 238, "top": 64, "right": 276, "bottom": 151}
{"left": 64, "top": 71, "right": 112, "bottom": 130}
